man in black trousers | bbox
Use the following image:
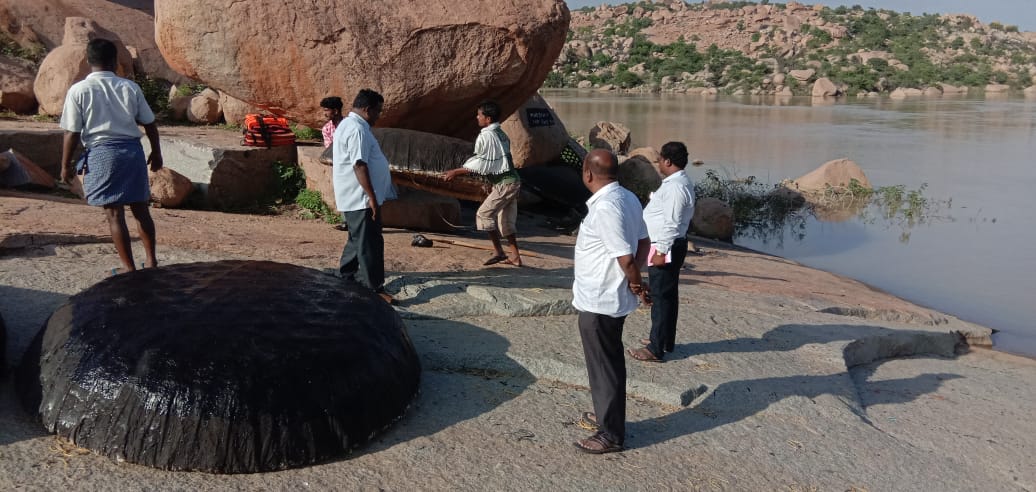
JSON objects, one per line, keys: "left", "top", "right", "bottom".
{"left": 571, "top": 149, "right": 651, "bottom": 454}
{"left": 628, "top": 141, "right": 695, "bottom": 363}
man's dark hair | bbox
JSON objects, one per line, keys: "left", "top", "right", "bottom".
{"left": 352, "top": 89, "right": 384, "bottom": 110}
{"left": 660, "top": 141, "right": 689, "bottom": 169}
{"left": 478, "top": 100, "right": 502, "bottom": 122}
{"left": 320, "top": 96, "right": 343, "bottom": 110}
{"left": 86, "top": 38, "right": 118, "bottom": 67}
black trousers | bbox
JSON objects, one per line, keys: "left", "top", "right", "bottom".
{"left": 647, "top": 237, "right": 688, "bottom": 358}
{"left": 338, "top": 208, "right": 384, "bottom": 292}
{"left": 578, "top": 311, "right": 627, "bottom": 444}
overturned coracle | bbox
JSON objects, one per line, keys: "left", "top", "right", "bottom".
{"left": 16, "top": 261, "right": 421, "bottom": 473}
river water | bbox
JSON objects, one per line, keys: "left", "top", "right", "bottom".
{"left": 542, "top": 89, "right": 1036, "bottom": 358}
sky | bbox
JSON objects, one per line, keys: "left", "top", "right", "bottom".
{"left": 565, "top": 1, "right": 1036, "bottom": 32}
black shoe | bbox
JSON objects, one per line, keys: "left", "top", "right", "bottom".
{"left": 411, "top": 234, "right": 433, "bottom": 248}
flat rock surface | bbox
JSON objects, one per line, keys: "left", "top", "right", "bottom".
{"left": 1, "top": 190, "right": 1033, "bottom": 490}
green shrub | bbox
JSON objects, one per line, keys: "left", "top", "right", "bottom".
{"left": 175, "top": 83, "right": 206, "bottom": 97}
{"left": 295, "top": 189, "right": 342, "bottom": 224}
{"left": 291, "top": 123, "right": 321, "bottom": 140}
{"left": 135, "top": 74, "right": 171, "bottom": 116}
{"left": 0, "top": 33, "right": 45, "bottom": 65}
{"left": 266, "top": 161, "right": 306, "bottom": 206}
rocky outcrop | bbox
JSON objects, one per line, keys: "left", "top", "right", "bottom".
{"left": 789, "top": 69, "right": 815, "bottom": 82}
{"left": 0, "top": 0, "right": 184, "bottom": 82}
{"left": 691, "top": 197, "right": 734, "bottom": 242}
{"left": 500, "top": 94, "right": 570, "bottom": 168}
{"left": 0, "top": 55, "right": 37, "bottom": 114}
{"left": 627, "top": 147, "right": 660, "bottom": 173}
{"left": 154, "top": 0, "right": 570, "bottom": 139}
{"left": 811, "top": 77, "right": 840, "bottom": 98}
{"left": 790, "top": 158, "right": 871, "bottom": 195}
{"left": 588, "top": 121, "right": 631, "bottom": 154}
{"left": 34, "top": 18, "right": 135, "bottom": 115}
{"left": 148, "top": 167, "right": 194, "bottom": 208}
{"left": 219, "top": 91, "right": 262, "bottom": 126}
{"left": 187, "top": 88, "right": 221, "bottom": 124}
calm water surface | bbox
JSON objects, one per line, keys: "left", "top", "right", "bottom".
{"left": 543, "top": 89, "right": 1036, "bottom": 357}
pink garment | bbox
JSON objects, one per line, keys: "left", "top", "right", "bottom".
{"left": 322, "top": 120, "right": 337, "bottom": 148}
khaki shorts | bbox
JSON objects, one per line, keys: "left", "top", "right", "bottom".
{"left": 476, "top": 182, "right": 520, "bottom": 236}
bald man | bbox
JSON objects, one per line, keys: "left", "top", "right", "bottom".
{"left": 570, "top": 149, "right": 651, "bottom": 454}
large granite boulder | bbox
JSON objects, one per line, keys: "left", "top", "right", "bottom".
{"left": 187, "top": 88, "right": 221, "bottom": 124}
{"left": 141, "top": 129, "right": 297, "bottom": 210}
{"left": 790, "top": 158, "right": 871, "bottom": 195}
{"left": 0, "top": 0, "right": 184, "bottom": 82}
{"left": 0, "top": 55, "right": 38, "bottom": 114}
{"left": 691, "top": 197, "right": 734, "bottom": 242}
{"left": 589, "top": 121, "right": 631, "bottom": 154}
{"left": 500, "top": 93, "right": 571, "bottom": 168}
{"left": 811, "top": 77, "right": 840, "bottom": 98}
{"left": 16, "top": 261, "right": 421, "bottom": 473}
{"left": 34, "top": 18, "right": 135, "bottom": 115}
{"left": 154, "top": 0, "right": 570, "bottom": 139}
{"left": 219, "top": 91, "right": 263, "bottom": 126}
{"left": 148, "top": 167, "right": 194, "bottom": 208}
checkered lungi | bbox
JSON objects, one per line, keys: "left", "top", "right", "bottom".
{"left": 76, "top": 138, "right": 149, "bottom": 206}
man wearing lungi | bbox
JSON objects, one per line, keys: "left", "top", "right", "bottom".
{"left": 59, "top": 38, "right": 164, "bottom": 274}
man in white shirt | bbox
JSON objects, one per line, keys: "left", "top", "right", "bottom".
{"left": 628, "top": 142, "right": 695, "bottom": 363}
{"left": 443, "top": 101, "right": 522, "bottom": 267}
{"left": 59, "top": 38, "right": 163, "bottom": 274}
{"left": 571, "top": 149, "right": 651, "bottom": 454}
{"left": 333, "top": 89, "right": 397, "bottom": 304}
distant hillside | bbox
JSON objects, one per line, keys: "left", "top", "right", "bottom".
{"left": 549, "top": 1, "right": 1036, "bottom": 95}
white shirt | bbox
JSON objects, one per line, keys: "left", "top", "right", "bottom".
{"left": 643, "top": 169, "right": 695, "bottom": 254}
{"left": 572, "top": 182, "right": 649, "bottom": 317}
{"left": 332, "top": 112, "right": 397, "bottom": 212}
{"left": 59, "top": 71, "right": 155, "bottom": 148}
{"left": 461, "top": 122, "right": 511, "bottom": 175}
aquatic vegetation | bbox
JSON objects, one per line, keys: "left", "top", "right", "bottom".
{"left": 695, "top": 169, "right": 954, "bottom": 246}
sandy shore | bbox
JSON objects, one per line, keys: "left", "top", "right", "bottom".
{"left": 2, "top": 190, "right": 1034, "bottom": 491}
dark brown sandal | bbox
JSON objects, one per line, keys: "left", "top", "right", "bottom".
{"left": 483, "top": 254, "right": 508, "bottom": 266}
{"left": 574, "top": 432, "right": 623, "bottom": 455}
{"left": 627, "top": 347, "right": 663, "bottom": 363}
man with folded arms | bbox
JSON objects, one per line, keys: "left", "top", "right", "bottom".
{"left": 628, "top": 141, "right": 695, "bottom": 363}
{"left": 571, "top": 149, "right": 651, "bottom": 454}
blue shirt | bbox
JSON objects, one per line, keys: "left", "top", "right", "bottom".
{"left": 331, "top": 112, "right": 396, "bottom": 212}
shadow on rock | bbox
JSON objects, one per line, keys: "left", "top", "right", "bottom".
{"left": 389, "top": 266, "right": 574, "bottom": 309}
{"left": 630, "top": 360, "right": 963, "bottom": 449}
{"left": 668, "top": 323, "right": 966, "bottom": 365}
{"left": 0, "top": 285, "right": 69, "bottom": 447}
{"left": 357, "top": 315, "right": 534, "bottom": 454}
{"left": 0, "top": 286, "right": 71, "bottom": 368}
